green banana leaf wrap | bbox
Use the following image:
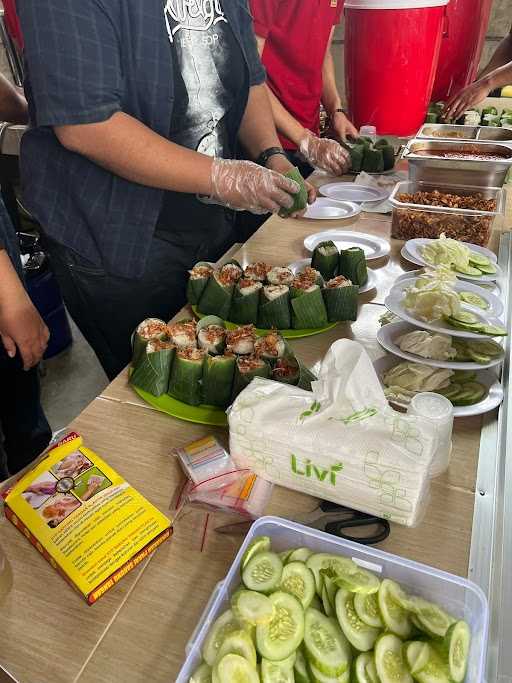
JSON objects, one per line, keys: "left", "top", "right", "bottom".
{"left": 230, "top": 280, "right": 262, "bottom": 325}
{"left": 243, "top": 262, "right": 271, "bottom": 282}
{"left": 279, "top": 166, "right": 308, "bottom": 218}
{"left": 186, "top": 262, "right": 214, "bottom": 305}
{"left": 197, "top": 271, "right": 235, "bottom": 319}
{"left": 362, "top": 147, "right": 384, "bottom": 173}
{"left": 254, "top": 331, "right": 287, "bottom": 368}
{"left": 197, "top": 323, "right": 227, "bottom": 355}
{"left": 258, "top": 286, "right": 291, "bottom": 330}
{"left": 349, "top": 144, "right": 365, "bottom": 173}
{"left": 323, "top": 277, "right": 359, "bottom": 322}
{"left": 271, "top": 356, "right": 300, "bottom": 386}
{"left": 130, "top": 340, "right": 175, "bottom": 397}
{"left": 167, "top": 319, "right": 198, "bottom": 350}
{"left": 232, "top": 355, "right": 271, "bottom": 399}
{"left": 132, "top": 318, "right": 168, "bottom": 368}
{"left": 311, "top": 240, "right": 339, "bottom": 280}
{"left": 202, "top": 353, "right": 236, "bottom": 408}
{"left": 381, "top": 145, "right": 395, "bottom": 171}
{"left": 290, "top": 284, "right": 328, "bottom": 329}
{"left": 297, "top": 363, "right": 317, "bottom": 391}
{"left": 339, "top": 246, "right": 368, "bottom": 286}
{"left": 167, "top": 348, "right": 206, "bottom": 406}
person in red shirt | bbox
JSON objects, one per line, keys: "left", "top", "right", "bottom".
{"left": 250, "top": 0, "right": 357, "bottom": 177}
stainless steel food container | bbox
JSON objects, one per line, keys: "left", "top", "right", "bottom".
{"left": 402, "top": 139, "right": 512, "bottom": 187}
{"left": 416, "top": 123, "right": 512, "bottom": 144}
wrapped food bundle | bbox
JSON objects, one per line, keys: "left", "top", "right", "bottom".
{"left": 186, "top": 262, "right": 213, "bottom": 305}
{"left": 130, "top": 318, "right": 314, "bottom": 409}
{"left": 339, "top": 246, "right": 368, "bottom": 286}
{"left": 322, "top": 276, "right": 359, "bottom": 322}
{"left": 347, "top": 136, "right": 395, "bottom": 173}
{"left": 132, "top": 318, "right": 168, "bottom": 367}
{"left": 191, "top": 258, "right": 360, "bottom": 330}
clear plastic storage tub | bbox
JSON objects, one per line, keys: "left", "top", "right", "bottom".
{"left": 389, "top": 180, "right": 505, "bottom": 246}
{"left": 176, "top": 516, "right": 489, "bottom": 683}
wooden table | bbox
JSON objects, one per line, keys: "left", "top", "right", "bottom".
{"left": 0, "top": 172, "right": 509, "bottom": 683}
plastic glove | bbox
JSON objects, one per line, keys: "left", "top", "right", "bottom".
{"left": 299, "top": 132, "right": 351, "bottom": 176}
{"left": 210, "top": 158, "right": 300, "bottom": 215}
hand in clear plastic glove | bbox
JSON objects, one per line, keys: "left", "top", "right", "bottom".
{"left": 210, "top": 158, "right": 300, "bottom": 215}
{"left": 299, "top": 132, "right": 351, "bottom": 176}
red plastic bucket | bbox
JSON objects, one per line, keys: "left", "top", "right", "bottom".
{"left": 431, "top": 0, "right": 493, "bottom": 101}
{"left": 344, "top": 0, "right": 449, "bottom": 136}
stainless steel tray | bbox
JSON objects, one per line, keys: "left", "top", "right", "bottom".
{"left": 403, "top": 139, "right": 512, "bottom": 187}
{"left": 417, "top": 123, "right": 512, "bottom": 144}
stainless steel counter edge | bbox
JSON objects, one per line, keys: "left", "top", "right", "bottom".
{"left": 470, "top": 230, "right": 512, "bottom": 682}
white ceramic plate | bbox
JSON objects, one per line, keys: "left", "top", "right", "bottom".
{"left": 302, "top": 198, "right": 362, "bottom": 220}
{"left": 402, "top": 238, "right": 500, "bottom": 283}
{"left": 373, "top": 355, "right": 504, "bottom": 417}
{"left": 304, "top": 230, "right": 391, "bottom": 260}
{"left": 288, "top": 258, "right": 377, "bottom": 294}
{"left": 406, "top": 238, "right": 498, "bottom": 264}
{"left": 394, "top": 269, "right": 502, "bottom": 298}
{"left": 377, "top": 321, "right": 504, "bottom": 370}
{"left": 384, "top": 285, "right": 506, "bottom": 340}
{"left": 395, "top": 275, "right": 504, "bottom": 318}
{"left": 319, "top": 183, "right": 390, "bottom": 203}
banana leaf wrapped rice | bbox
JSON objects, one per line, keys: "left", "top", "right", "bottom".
{"left": 230, "top": 279, "right": 262, "bottom": 324}
{"left": 272, "top": 357, "right": 300, "bottom": 386}
{"left": 130, "top": 339, "right": 175, "bottom": 397}
{"left": 311, "top": 240, "right": 339, "bottom": 280}
{"left": 132, "top": 318, "right": 168, "bottom": 367}
{"left": 197, "top": 316, "right": 226, "bottom": 355}
{"left": 202, "top": 353, "right": 236, "bottom": 407}
{"left": 168, "top": 347, "right": 206, "bottom": 406}
{"left": 233, "top": 354, "right": 271, "bottom": 398}
{"left": 254, "top": 330, "right": 287, "bottom": 366}
{"left": 267, "top": 266, "right": 294, "bottom": 286}
{"left": 226, "top": 324, "right": 257, "bottom": 355}
{"left": 186, "top": 262, "right": 213, "bottom": 305}
{"left": 258, "top": 284, "right": 291, "bottom": 330}
{"left": 290, "top": 271, "right": 328, "bottom": 329}
{"left": 339, "top": 246, "right": 368, "bottom": 286}
{"left": 167, "top": 319, "right": 197, "bottom": 349}
{"left": 323, "top": 275, "right": 359, "bottom": 322}
{"left": 197, "top": 266, "right": 239, "bottom": 319}
{"left": 244, "top": 262, "right": 271, "bottom": 282}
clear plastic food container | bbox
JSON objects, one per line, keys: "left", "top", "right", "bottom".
{"left": 176, "top": 516, "right": 489, "bottom": 683}
{"left": 389, "top": 180, "right": 505, "bottom": 246}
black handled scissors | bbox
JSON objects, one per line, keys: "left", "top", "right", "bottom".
{"left": 215, "top": 500, "right": 390, "bottom": 546}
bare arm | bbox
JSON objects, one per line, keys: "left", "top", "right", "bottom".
{"left": 321, "top": 28, "right": 357, "bottom": 140}
{"left": 0, "top": 73, "right": 28, "bottom": 124}
{"left": 478, "top": 27, "right": 512, "bottom": 80}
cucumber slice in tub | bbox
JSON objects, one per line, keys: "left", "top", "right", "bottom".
{"left": 405, "top": 641, "right": 431, "bottom": 674}
{"left": 303, "top": 607, "right": 351, "bottom": 676}
{"left": 321, "top": 571, "right": 339, "bottom": 607}
{"left": 231, "top": 589, "right": 275, "bottom": 625}
{"left": 256, "top": 591, "right": 305, "bottom": 661}
{"left": 407, "top": 596, "right": 455, "bottom": 637}
{"left": 413, "top": 649, "right": 452, "bottom": 683}
{"left": 215, "top": 654, "right": 259, "bottom": 683}
{"left": 378, "top": 579, "right": 412, "bottom": 639}
{"left": 454, "top": 264, "right": 482, "bottom": 277}
{"left": 436, "top": 383, "right": 463, "bottom": 401}
{"left": 310, "top": 594, "right": 323, "bottom": 612}
{"left": 294, "top": 649, "right": 312, "bottom": 683}
{"left": 202, "top": 610, "right": 248, "bottom": 666}
{"left": 459, "top": 291, "right": 489, "bottom": 309}
{"left": 324, "top": 564, "right": 380, "bottom": 595}
{"left": 261, "top": 655, "right": 295, "bottom": 683}
{"left": 216, "top": 629, "right": 257, "bottom": 669}
{"left": 189, "top": 661, "right": 212, "bottom": 683}
{"left": 288, "top": 547, "right": 313, "bottom": 564}
{"left": 322, "top": 584, "right": 334, "bottom": 617}
{"left": 280, "top": 561, "right": 316, "bottom": 609}
{"left": 306, "top": 553, "right": 358, "bottom": 595}
{"left": 279, "top": 549, "right": 295, "bottom": 564}
{"left": 451, "top": 369, "right": 477, "bottom": 383}
{"left": 450, "top": 310, "right": 480, "bottom": 325}
{"left": 451, "top": 381, "right": 487, "bottom": 406}
{"left": 468, "top": 339, "right": 503, "bottom": 357}
{"left": 365, "top": 657, "right": 379, "bottom": 683}
{"left": 308, "top": 660, "right": 350, "bottom": 682}
{"left": 242, "top": 536, "right": 271, "bottom": 570}
{"left": 481, "top": 324, "right": 507, "bottom": 336}
{"left": 353, "top": 591, "right": 384, "bottom": 629}
{"left": 243, "top": 551, "right": 283, "bottom": 593}
{"left": 375, "top": 634, "right": 412, "bottom": 683}
{"left": 477, "top": 261, "right": 497, "bottom": 275}
{"left": 335, "top": 588, "right": 380, "bottom": 652}
{"left": 354, "top": 652, "right": 378, "bottom": 683}
{"left": 468, "top": 252, "right": 491, "bottom": 268}
{"left": 443, "top": 620, "right": 471, "bottom": 683}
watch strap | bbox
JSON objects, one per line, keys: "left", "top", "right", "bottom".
{"left": 256, "top": 147, "right": 287, "bottom": 167}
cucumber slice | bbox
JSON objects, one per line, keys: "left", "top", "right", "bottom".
{"left": 378, "top": 579, "right": 412, "bottom": 639}
{"left": 481, "top": 324, "right": 507, "bottom": 336}
{"left": 280, "top": 561, "right": 316, "bottom": 609}
{"left": 202, "top": 610, "right": 247, "bottom": 666}
{"left": 365, "top": 658, "right": 379, "bottom": 683}
{"left": 288, "top": 548, "right": 313, "bottom": 564}
{"left": 468, "top": 252, "right": 490, "bottom": 268}
{"left": 294, "top": 649, "right": 312, "bottom": 683}
{"left": 451, "top": 380, "right": 487, "bottom": 405}
{"left": 451, "top": 369, "right": 477, "bottom": 383}
{"left": 321, "top": 571, "right": 340, "bottom": 608}
{"left": 216, "top": 630, "right": 257, "bottom": 669}
{"left": 407, "top": 597, "right": 455, "bottom": 638}
{"left": 413, "top": 649, "right": 452, "bottom": 683}
{"left": 256, "top": 592, "right": 305, "bottom": 661}
{"left": 335, "top": 588, "right": 380, "bottom": 652}
{"left": 454, "top": 264, "right": 482, "bottom": 277}
{"left": 467, "top": 339, "right": 503, "bottom": 357}
{"left": 443, "top": 620, "right": 471, "bottom": 683}
{"left": 261, "top": 656, "right": 295, "bottom": 683}
{"left": 322, "top": 584, "right": 334, "bottom": 617}
{"left": 242, "top": 536, "right": 271, "bottom": 570}
{"left": 445, "top": 317, "right": 485, "bottom": 332}
{"left": 375, "top": 634, "right": 412, "bottom": 683}
{"left": 436, "top": 383, "right": 463, "bottom": 401}
{"left": 466, "top": 348, "right": 492, "bottom": 364}
{"left": 310, "top": 594, "right": 323, "bottom": 612}
{"left": 325, "top": 564, "right": 380, "bottom": 595}
{"left": 308, "top": 660, "right": 349, "bottom": 682}
{"left": 306, "top": 554, "right": 358, "bottom": 595}
{"left": 477, "top": 262, "right": 497, "bottom": 274}
{"left": 243, "top": 552, "right": 283, "bottom": 594}
{"left": 232, "top": 590, "right": 275, "bottom": 625}
{"left": 354, "top": 653, "right": 379, "bottom": 683}
{"left": 304, "top": 608, "right": 352, "bottom": 676}
{"left": 189, "top": 661, "right": 212, "bottom": 683}
{"left": 279, "top": 549, "right": 295, "bottom": 564}
{"left": 215, "top": 654, "right": 259, "bottom": 683}
{"left": 450, "top": 311, "right": 479, "bottom": 325}
{"left": 452, "top": 340, "right": 472, "bottom": 362}
{"left": 353, "top": 591, "right": 384, "bottom": 629}
{"left": 405, "top": 641, "right": 431, "bottom": 674}
{"left": 459, "top": 291, "right": 489, "bottom": 309}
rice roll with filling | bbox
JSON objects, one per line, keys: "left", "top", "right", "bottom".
{"left": 267, "top": 266, "right": 294, "bottom": 286}
{"left": 197, "top": 269, "right": 236, "bottom": 319}
{"left": 338, "top": 247, "right": 368, "bottom": 286}
{"left": 197, "top": 324, "right": 226, "bottom": 355}
{"left": 232, "top": 355, "right": 271, "bottom": 398}
{"left": 230, "top": 279, "right": 262, "bottom": 325}
{"left": 258, "top": 284, "right": 291, "bottom": 330}
{"left": 311, "top": 240, "right": 339, "bottom": 280}
{"left": 322, "top": 275, "right": 359, "bottom": 322}
{"left": 130, "top": 340, "right": 175, "bottom": 397}
{"left": 243, "top": 262, "right": 271, "bottom": 282}
{"left": 254, "top": 330, "right": 287, "bottom": 365}
{"left": 226, "top": 325, "right": 257, "bottom": 355}
{"left": 272, "top": 357, "right": 300, "bottom": 386}
{"left": 167, "top": 320, "right": 197, "bottom": 350}
{"left": 220, "top": 261, "right": 243, "bottom": 282}
{"left": 202, "top": 353, "right": 236, "bottom": 408}
{"left": 187, "top": 262, "right": 213, "bottom": 305}
{"left": 132, "top": 318, "right": 168, "bottom": 367}
{"left": 301, "top": 265, "right": 324, "bottom": 287}
{"left": 167, "top": 347, "right": 206, "bottom": 406}
{"left": 290, "top": 274, "right": 328, "bottom": 329}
